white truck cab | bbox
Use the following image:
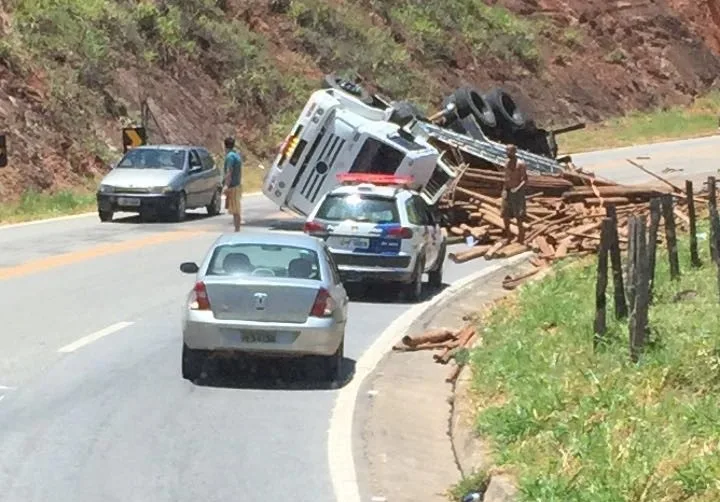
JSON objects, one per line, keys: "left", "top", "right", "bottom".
{"left": 263, "top": 87, "right": 458, "bottom": 217}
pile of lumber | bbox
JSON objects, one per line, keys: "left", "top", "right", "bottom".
{"left": 392, "top": 326, "right": 477, "bottom": 383}
{"left": 439, "top": 160, "right": 710, "bottom": 272}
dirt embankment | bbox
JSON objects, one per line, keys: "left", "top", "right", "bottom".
{"left": 0, "top": 0, "right": 719, "bottom": 201}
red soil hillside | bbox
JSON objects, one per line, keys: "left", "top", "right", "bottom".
{"left": 0, "top": 0, "right": 718, "bottom": 201}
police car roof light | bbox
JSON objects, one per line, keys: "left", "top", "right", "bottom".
{"left": 336, "top": 173, "right": 414, "bottom": 187}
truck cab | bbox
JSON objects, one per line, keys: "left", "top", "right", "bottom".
{"left": 263, "top": 87, "right": 458, "bottom": 217}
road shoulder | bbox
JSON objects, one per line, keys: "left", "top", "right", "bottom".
{"left": 353, "top": 257, "right": 537, "bottom": 502}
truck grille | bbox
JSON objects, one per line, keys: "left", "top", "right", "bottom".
{"left": 333, "top": 254, "right": 411, "bottom": 268}
{"left": 423, "top": 168, "right": 451, "bottom": 199}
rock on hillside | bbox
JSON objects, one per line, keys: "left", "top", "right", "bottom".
{"left": 0, "top": 0, "right": 719, "bottom": 200}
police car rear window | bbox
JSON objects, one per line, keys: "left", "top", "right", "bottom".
{"left": 315, "top": 194, "right": 399, "bottom": 224}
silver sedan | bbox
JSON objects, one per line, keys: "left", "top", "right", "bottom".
{"left": 179, "top": 230, "right": 349, "bottom": 381}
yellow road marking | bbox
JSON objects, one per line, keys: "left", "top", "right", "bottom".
{"left": 0, "top": 230, "right": 209, "bottom": 281}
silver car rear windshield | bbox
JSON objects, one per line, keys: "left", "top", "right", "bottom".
{"left": 315, "top": 194, "right": 399, "bottom": 224}
{"left": 117, "top": 148, "right": 186, "bottom": 170}
{"left": 206, "top": 243, "right": 321, "bottom": 280}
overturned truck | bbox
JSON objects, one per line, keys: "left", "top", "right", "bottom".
{"left": 262, "top": 73, "right": 585, "bottom": 218}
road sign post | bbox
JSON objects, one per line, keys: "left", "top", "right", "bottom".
{"left": 0, "top": 133, "right": 7, "bottom": 168}
{"left": 122, "top": 127, "right": 147, "bottom": 153}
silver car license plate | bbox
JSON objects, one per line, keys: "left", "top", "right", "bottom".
{"left": 118, "top": 197, "right": 141, "bottom": 207}
{"left": 242, "top": 331, "right": 277, "bottom": 343}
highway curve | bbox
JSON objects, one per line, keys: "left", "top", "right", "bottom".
{"left": 0, "top": 135, "right": 717, "bottom": 502}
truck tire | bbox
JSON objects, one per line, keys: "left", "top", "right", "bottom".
{"left": 484, "top": 87, "right": 528, "bottom": 132}
{"left": 450, "top": 86, "right": 497, "bottom": 131}
{"left": 387, "top": 100, "right": 425, "bottom": 126}
{"left": 322, "top": 73, "right": 374, "bottom": 106}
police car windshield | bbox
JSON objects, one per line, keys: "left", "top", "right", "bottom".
{"left": 315, "top": 194, "right": 399, "bottom": 224}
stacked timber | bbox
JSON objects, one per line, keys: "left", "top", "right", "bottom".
{"left": 438, "top": 162, "right": 709, "bottom": 272}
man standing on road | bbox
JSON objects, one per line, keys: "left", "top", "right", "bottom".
{"left": 501, "top": 144, "right": 528, "bottom": 243}
{"left": 223, "top": 136, "right": 243, "bottom": 232}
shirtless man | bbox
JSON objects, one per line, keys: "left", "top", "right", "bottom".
{"left": 501, "top": 144, "right": 528, "bottom": 243}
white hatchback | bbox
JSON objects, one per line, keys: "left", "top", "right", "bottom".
{"left": 303, "top": 174, "right": 447, "bottom": 301}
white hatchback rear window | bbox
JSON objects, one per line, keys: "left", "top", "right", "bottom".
{"left": 315, "top": 194, "right": 399, "bottom": 224}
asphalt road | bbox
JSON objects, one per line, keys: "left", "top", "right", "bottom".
{"left": 0, "top": 135, "right": 717, "bottom": 502}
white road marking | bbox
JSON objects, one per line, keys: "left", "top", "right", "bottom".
{"left": 327, "top": 252, "right": 532, "bottom": 502}
{"left": 0, "top": 192, "right": 264, "bottom": 231}
{"left": 58, "top": 321, "right": 134, "bottom": 353}
{"left": 0, "top": 385, "right": 16, "bottom": 390}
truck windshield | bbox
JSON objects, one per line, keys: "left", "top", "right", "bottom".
{"left": 348, "top": 138, "right": 405, "bottom": 175}
{"left": 315, "top": 194, "right": 399, "bottom": 224}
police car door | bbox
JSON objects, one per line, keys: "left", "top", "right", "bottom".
{"left": 412, "top": 196, "right": 439, "bottom": 268}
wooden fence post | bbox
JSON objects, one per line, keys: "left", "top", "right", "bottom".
{"left": 594, "top": 218, "right": 612, "bottom": 348}
{"left": 605, "top": 205, "right": 628, "bottom": 318}
{"left": 631, "top": 215, "right": 650, "bottom": 362}
{"left": 628, "top": 217, "right": 638, "bottom": 360}
{"left": 661, "top": 193, "right": 680, "bottom": 280}
{"left": 647, "top": 198, "right": 661, "bottom": 303}
{"left": 711, "top": 176, "right": 719, "bottom": 263}
{"left": 686, "top": 180, "right": 701, "bottom": 267}
{"left": 711, "top": 206, "right": 720, "bottom": 304}
{"left": 626, "top": 216, "right": 637, "bottom": 309}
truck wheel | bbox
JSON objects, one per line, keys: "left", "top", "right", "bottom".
{"left": 485, "top": 87, "right": 528, "bottom": 132}
{"left": 451, "top": 86, "right": 497, "bottom": 131}
{"left": 428, "top": 243, "right": 446, "bottom": 289}
{"left": 98, "top": 210, "right": 113, "bottom": 222}
{"left": 322, "top": 73, "right": 374, "bottom": 106}
{"left": 182, "top": 344, "right": 205, "bottom": 381}
{"left": 388, "top": 100, "right": 426, "bottom": 127}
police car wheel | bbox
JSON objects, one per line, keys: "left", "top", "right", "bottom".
{"left": 429, "top": 244, "right": 446, "bottom": 289}
{"left": 405, "top": 256, "right": 424, "bottom": 302}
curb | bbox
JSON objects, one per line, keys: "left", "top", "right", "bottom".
{"left": 450, "top": 262, "right": 557, "bottom": 501}
{"left": 0, "top": 191, "right": 265, "bottom": 231}
{"left": 327, "top": 251, "right": 534, "bottom": 502}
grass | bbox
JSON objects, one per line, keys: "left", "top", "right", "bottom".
{"left": 0, "top": 169, "right": 266, "bottom": 224}
{"left": 0, "top": 188, "right": 98, "bottom": 224}
{"left": 560, "top": 91, "right": 720, "bottom": 154}
{"left": 461, "top": 221, "right": 720, "bottom": 501}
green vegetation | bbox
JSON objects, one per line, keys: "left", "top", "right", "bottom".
{"left": 4, "top": 0, "right": 302, "bottom": 159}
{"left": 560, "top": 91, "right": 720, "bottom": 154}
{"left": 0, "top": 177, "right": 264, "bottom": 224}
{"left": 385, "top": 0, "right": 540, "bottom": 67}
{"left": 0, "top": 188, "right": 97, "bottom": 223}
{"left": 448, "top": 470, "right": 489, "bottom": 500}
{"left": 287, "top": 0, "right": 542, "bottom": 107}
{"left": 465, "top": 222, "right": 720, "bottom": 500}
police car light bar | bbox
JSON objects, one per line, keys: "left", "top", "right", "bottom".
{"left": 336, "top": 173, "right": 415, "bottom": 187}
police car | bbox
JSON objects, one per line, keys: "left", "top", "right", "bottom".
{"left": 303, "top": 174, "right": 447, "bottom": 301}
